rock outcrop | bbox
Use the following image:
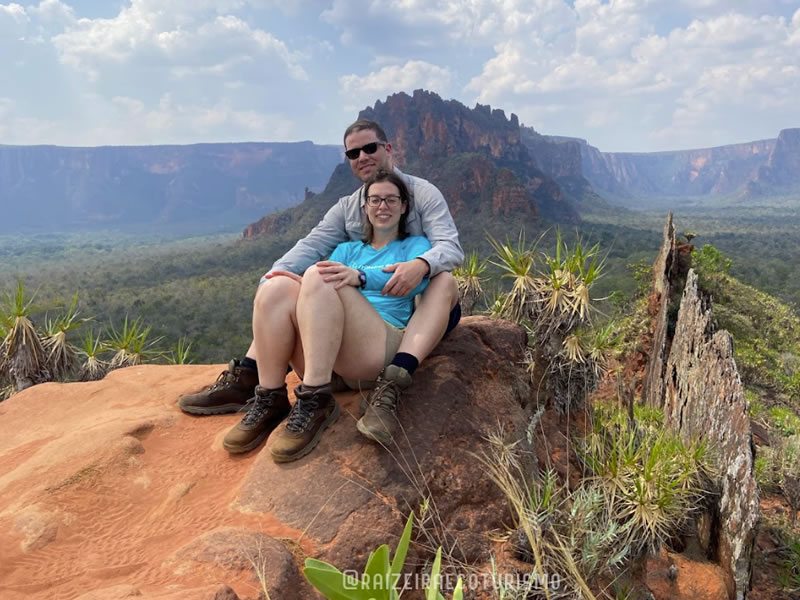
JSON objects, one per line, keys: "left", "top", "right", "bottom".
{"left": 0, "top": 316, "right": 532, "bottom": 600}
{"left": 750, "top": 127, "right": 800, "bottom": 192}
{"left": 642, "top": 216, "right": 759, "bottom": 600}
{"left": 241, "top": 90, "right": 580, "bottom": 243}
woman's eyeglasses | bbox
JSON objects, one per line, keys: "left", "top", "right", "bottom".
{"left": 345, "top": 142, "right": 386, "bottom": 160}
{"left": 365, "top": 195, "right": 401, "bottom": 207}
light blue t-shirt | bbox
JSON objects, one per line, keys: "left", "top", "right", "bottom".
{"left": 329, "top": 235, "right": 432, "bottom": 328}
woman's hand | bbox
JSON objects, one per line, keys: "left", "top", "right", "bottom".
{"left": 316, "top": 261, "right": 361, "bottom": 290}
{"left": 263, "top": 270, "right": 303, "bottom": 283}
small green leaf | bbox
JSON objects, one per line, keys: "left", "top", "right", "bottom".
{"left": 390, "top": 512, "right": 413, "bottom": 580}
{"left": 303, "top": 566, "right": 374, "bottom": 600}
{"left": 363, "top": 544, "right": 391, "bottom": 600}
{"left": 425, "top": 547, "right": 443, "bottom": 600}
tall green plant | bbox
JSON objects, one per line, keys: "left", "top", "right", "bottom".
{"left": 303, "top": 513, "right": 463, "bottom": 600}
{"left": 453, "top": 250, "right": 487, "bottom": 316}
{"left": 0, "top": 280, "right": 46, "bottom": 391}
{"left": 165, "top": 337, "right": 194, "bottom": 365}
{"left": 42, "top": 293, "right": 89, "bottom": 381}
{"left": 105, "top": 316, "right": 162, "bottom": 369}
{"left": 487, "top": 231, "right": 542, "bottom": 324}
{"left": 78, "top": 329, "right": 108, "bottom": 382}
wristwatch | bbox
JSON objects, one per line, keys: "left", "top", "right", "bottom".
{"left": 357, "top": 270, "right": 367, "bottom": 289}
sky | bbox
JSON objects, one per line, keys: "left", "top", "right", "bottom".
{"left": 1, "top": 0, "right": 799, "bottom": 152}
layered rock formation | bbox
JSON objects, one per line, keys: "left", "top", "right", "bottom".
{"left": 575, "top": 138, "right": 775, "bottom": 199}
{"left": 361, "top": 90, "right": 577, "bottom": 223}
{"left": 0, "top": 317, "right": 532, "bottom": 600}
{"left": 242, "top": 90, "right": 581, "bottom": 242}
{"left": 749, "top": 128, "right": 800, "bottom": 193}
{"left": 643, "top": 214, "right": 759, "bottom": 600}
{"left": 563, "top": 128, "right": 800, "bottom": 204}
{"left": 0, "top": 142, "right": 342, "bottom": 234}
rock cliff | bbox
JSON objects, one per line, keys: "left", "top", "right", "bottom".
{"left": 242, "top": 90, "right": 580, "bottom": 242}
{"left": 0, "top": 142, "right": 342, "bottom": 234}
{"left": 567, "top": 127, "right": 800, "bottom": 204}
{"left": 642, "top": 214, "right": 759, "bottom": 600}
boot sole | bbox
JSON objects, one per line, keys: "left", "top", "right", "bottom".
{"left": 356, "top": 417, "right": 393, "bottom": 446}
{"left": 179, "top": 402, "right": 249, "bottom": 415}
{"left": 271, "top": 402, "right": 340, "bottom": 464}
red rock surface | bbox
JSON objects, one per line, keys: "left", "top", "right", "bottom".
{"left": 0, "top": 317, "right": 531, "bottom": 600}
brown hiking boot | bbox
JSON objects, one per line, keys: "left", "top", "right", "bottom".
{"left": 222, "top": 385, "right": 291, "bottom": 453}
{"left": 270, "top": 384, "right": 339, "bottom": 463}
{"left": 178, "top": 359, "right": 257, "bottom": 415}
{"left": 356, "top": 365, "right": 412, "bottom": 445}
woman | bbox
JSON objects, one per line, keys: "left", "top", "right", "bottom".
{"left": 223, "top": 169, "right": 431, "bottom": 462}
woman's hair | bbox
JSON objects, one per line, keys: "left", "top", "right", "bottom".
{"left": 362, "top": 169, "right": 410, "bottom": 244}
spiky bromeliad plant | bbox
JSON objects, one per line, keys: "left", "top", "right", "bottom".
{"left": 487, "top": 231, "right": 543, "bottom": 325}
{"left": 42, "top": 293, "right": 89, "bottom": 381}
{"left": 453, "top": 250, "right": 488, "bottom": 316}
{"left": 78, "top": 329, "right": 108, "bottom": 382}
{"left": 105, "top": 316, "right": 162, "bottom": 370}
{"left": 303, "top": 512, "right": 463, "bottom": 600}
{"left": 165, "top": 336, "right": 194, "bottom": 365}
{"left": 580, "top": 403, "right": 714, "bottom": 554}
{"left": 0, "top": 280, "right": 46, "bottom": 392}
{"left": 477, "top": 405, "right": 713, "bottom": 599}
{"left": 488, "top": 230, "right": 607, "bottom": 411}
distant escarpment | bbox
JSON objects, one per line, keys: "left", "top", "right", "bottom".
{"left": 244, "top": 90, "right": 589, "bottom": 242}
{"left": 748, "top": 128, "right": 800, "bottom": 195}
{"left": 0, "top": 142, "right": 342, "bottom": 234}
{"left": 555, "top": 128, "right": 800, "bottom": 206}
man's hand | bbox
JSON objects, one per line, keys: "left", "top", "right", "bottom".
{"left": 263, "top": 270, "right": 302, "bottom": 283}
{"left": 382, "top": 258, "right": 429, "bottom": 296}
{"left": 316, "top": 260, "right": 360, "bottom": 290}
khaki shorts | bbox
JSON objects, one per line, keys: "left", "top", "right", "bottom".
{"left": 342, "top": 320, "right": 405, "bottom": 391}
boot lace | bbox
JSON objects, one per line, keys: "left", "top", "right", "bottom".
{"left": 367, "top": 379, "right": 398, "bottom": 411}
{"left": 286, "top": 398, "right": 319, "bottom": 433}
{"left": 241, "top": 393, "right": 274, "bottom": 426}
{"left": 208, "top": 366, "right": 239, "bottom": 392}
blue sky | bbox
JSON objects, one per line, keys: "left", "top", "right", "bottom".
{"left": 1, "top": 0, "right": 798, "bottom": 152}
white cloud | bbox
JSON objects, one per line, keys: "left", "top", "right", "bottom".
{"left": 340, "top": 60, "right": 453, "bottom": 111}
{"left": 464, "top": 4, "right": 799, "bottom": 149}
{"left": 323, "top": 0, "right": 575, "bottom": 48}
{"left": 51, "top": 2, "right": 307, "bottom": 81}
{"left": 17, "top": 92, "right": 295, "bottom": 145}
{"left": 29, "top": 0, "right": 75, "bottom": 24}
{"left": 0, "top": 2, "right": 28, "bottom": 39}
{"left": 0, "top": 2, "right": 26, "bottom": 21}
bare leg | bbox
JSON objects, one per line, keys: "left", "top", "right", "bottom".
{"left": 295, "top": 265, "right": 387, "bottom": 386}
{"left": 251, "top": 277, "right": 304, "bottom": 389}
{"left": 395, "top": 271, "right": 458, "bottom": 361}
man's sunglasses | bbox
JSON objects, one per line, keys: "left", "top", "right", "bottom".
{"left": 344, "top": 141, "right": 386, "bottom": 160}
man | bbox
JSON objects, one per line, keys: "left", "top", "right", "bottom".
{"left": 179, "top": 119, "right": 463, "bottom": 450}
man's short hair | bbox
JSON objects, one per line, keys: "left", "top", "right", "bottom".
{"left": 343, "top": 119, "right": 388, "bottom": 146}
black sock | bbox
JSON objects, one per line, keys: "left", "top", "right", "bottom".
{"left": 240, "top": 356, "right": 257, "bottom": 371}
{"left": 391, "top": 352, "right": 419, "bottom": 375}
{"left": 299, "top": 382, "right": 332, "bottom": 397}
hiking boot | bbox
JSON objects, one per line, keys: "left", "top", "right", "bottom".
{"left": 223, "top": 385, "right": 291, "bottom": 453}
{"left": 178, "top": 359, "right": 257, "bottom": 415}
{"left": 356, "top": 365, "right": 412, "bottom": 445}
{"left": 270, "top": 384, "right": 339, "bottom": 463}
